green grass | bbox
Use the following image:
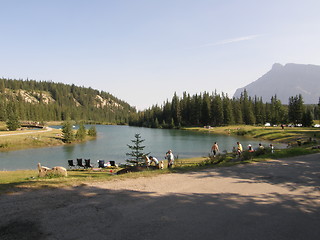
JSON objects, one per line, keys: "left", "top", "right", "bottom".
{"left": 184, "top": 125, "right": 320, "bottom": 144}
{"left": 1, "top": 144, "right": 319, "bottom": 195}
{"left": 0, "top": 127, "right": 95, "bottom": 152}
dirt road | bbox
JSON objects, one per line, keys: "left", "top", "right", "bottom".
{"left": 0, "top": 153, "right": 319, "bottom": 240}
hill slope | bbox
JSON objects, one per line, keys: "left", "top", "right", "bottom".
{"left": 0, "top": 78, "right": 136, "bottom": 123}
{"left": 233, "top": 63, "right": 320, "bottom": 104}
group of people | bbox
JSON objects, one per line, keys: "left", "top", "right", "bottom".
{"left": 147, "top": 141, "right": 275, "bottom": 168}
{"left": 211, "top": 141, "right": 274, "bottom": 158}
{"left": 144, "top": 149, "right": 175, "bottom": 168}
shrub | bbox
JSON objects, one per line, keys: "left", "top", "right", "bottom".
{"left": 236, "top": 129, "right": 248, "bottom": 136}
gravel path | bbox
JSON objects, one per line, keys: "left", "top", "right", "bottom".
{"left": 0, "top": 153, "right": 319, "bottom": 240}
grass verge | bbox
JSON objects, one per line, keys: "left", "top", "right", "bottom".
{"left": 183, "top": 125, "right": 320, "bottom": 144}
{"left": 1, "top": 144, "right": 319, "bottom": 195}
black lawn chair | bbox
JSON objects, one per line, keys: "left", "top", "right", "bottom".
{"left": 68, "top": 160, "right": 76, "bottom": 169}
{"left": 76, "top": 158, "right": 85, "bottom": 168}
{"left": 110, "top": 160, "right": 116, "bottom": 167}
{"left": 84, "top": 159, "right": 93, "bottom": 169}
{"left": 98, "top": 160, "right": 105, "bottom": 168}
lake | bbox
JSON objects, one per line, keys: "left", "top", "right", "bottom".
{"left": 0, "top": 125, "right": 281, "bottom": 170}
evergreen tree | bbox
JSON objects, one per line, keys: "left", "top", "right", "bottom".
{"left": 171, "top": 92, "right": 182, "bottom": 126}
{"left": 75, "top": 123, "right": 87, "bottom": 141}
{"left": 241, "top": 90, "right": 256, "bottom": 125}
{"left": 232, "top": 99, "right": 243, "bottom": 124}
{"left": 62, "top": 120, "right": 74, "bottom": 143}
{"left": 126, "top": 133, "right": 150, "bottom": 166}
{"left": 181, "top": 92, "right": 191, "bottom": 125}
{"left": 201, "top": 92, "right": 211, "bottom": 125}
{"left": 222, "top": 94, "right": 234, "bottom": 125}
{"left": 153, "top": 118, "right": 160, "bottom": 128}
{"left": 288, "top": 94, "right": 305, "bottom": 124}
{"left": 6, "top": 112, "right": 21, "bottom": 131}
{"left": 190, "top": 94, "right": 202, "bottom": 125}
{"left": 88, "top": 126, "right": 97, "bottom": 137}
{"left": 302, "top": 109, "right": 313, "bottom": 127}
{"left": 211, "top": 93, "right": 224, "bottom": 126}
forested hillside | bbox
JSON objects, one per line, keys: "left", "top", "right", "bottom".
{"left": 0, "top": 78, "right": 136, "bottom": 123}
{"left": 129, "top": 91, "right": 320, "bottom": 128}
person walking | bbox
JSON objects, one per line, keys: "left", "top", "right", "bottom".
{"left": 211, "top": 142, "right": 219, "bottom": 157}
{"left": 166, "top": 150, "right": 174, "bottom": 168}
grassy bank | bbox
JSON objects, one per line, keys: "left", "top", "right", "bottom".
{"left": 183, "top": 125, "right": 320, "bottom": 144}
{"left": 0, "top": 128, "right": 65, "bottom": 151}
{"left": 1, "top": 144, "right": 319, "bottom": 194}
{"left": 0, "top": 126, "right": 95, "bottom": 152}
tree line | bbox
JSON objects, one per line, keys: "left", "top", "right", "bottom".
{"left": 0, "top": 78, "right": 136, "bottom": 124}
{"left": 1, "top": 78, "right": 319, "bottom": 128}
{"left": 129, "top": 90, "right": 319, "bottom": 128}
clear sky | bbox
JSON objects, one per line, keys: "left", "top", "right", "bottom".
{"left": 1, "top": 0, "right": 320, "bottom": 110}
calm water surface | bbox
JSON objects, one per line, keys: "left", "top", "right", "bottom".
{"left": 0, "top": 125, "right": 281, "bottom": 170}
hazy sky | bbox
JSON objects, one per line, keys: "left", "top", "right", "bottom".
{"left": 1, "top": 0, "right": 320, "bottom": 110}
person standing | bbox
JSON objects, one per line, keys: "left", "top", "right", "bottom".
{"left": 237, "top": 142, "right": 243, "bottom": 157}
{"left": 211, "top": 142, "right": 219, "bottom": 157}
{"left": 166, "top": 150, "right": 174, "bottom": 168}
{"left": 270, "top": 144, "right": 274, "bottom": 154}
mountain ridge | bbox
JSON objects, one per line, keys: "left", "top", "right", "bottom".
{"left": 233, "top": 63, "right": 320, "bottom": 104}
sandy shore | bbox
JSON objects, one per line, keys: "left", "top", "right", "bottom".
{"left": 0, "top": 153, "right": 319, "bottom": 240}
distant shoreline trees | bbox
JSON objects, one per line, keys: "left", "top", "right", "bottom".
{"left": 129, "top": 90, "right": 319, "bottom": 128}
{"left": 0, "top": 78, "right": 318, "bottom": 129}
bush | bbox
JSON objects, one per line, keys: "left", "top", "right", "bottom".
{"left": 236, "top": 129, "right": 248, "bottom": 136}
{"left": 198, "top": 154, "right": 227, "bottom": 166}
{"left": 241, "top": 151, "right": 254, "bottom": 160}
{"left": 0, "top": 142, "right": 9, "bottom": 148}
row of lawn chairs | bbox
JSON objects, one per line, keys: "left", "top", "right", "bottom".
{"left": 68, "top": 158, "right": 116, "bottom": 169}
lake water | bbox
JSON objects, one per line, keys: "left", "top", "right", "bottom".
{"left": 0, "top": 125, "right": 281, "bottom": 170}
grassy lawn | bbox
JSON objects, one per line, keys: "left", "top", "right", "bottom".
{"left": 184, "top": 125, "right": 320, "bottom": 144}
{"left": 0, "top": 128, "right": 65, "bottom": 151}
{"left": 1, "top": 144, "right": 319, "bottom": 195}
{"left": 0, "top": 124, "right": 95, "bottom": 152}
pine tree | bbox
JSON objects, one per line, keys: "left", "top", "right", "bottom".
{"left": 88, "top": 126, "right": 97, "bottom": 137}
{"left": 6, "top": 113, "right": 21, "bottom": 131}
{"left": 171, "top": 92, "right": 181, "bottom": 126}
{"left": 288, "top": 94, "right": 305, "bottom": 124}
{"left": 211, "top": 93, "right": 223, "bottom": 126}
{"left": 302, "top": 109, "right": 313, "bottom": 127}
{"left": 126, "top": 134, "right": 150, "bottom": 166}
{"left": 75, "top": 123, "right": 86, "bottom": 141}
{"left": 223, "top": 94, "right": 234, "bottom": 125}
{"left": 62, "top": 120, "right": 74, "bottom": 143}
{"left": 201, "top": 92, "right": 211, "bottom": 125}
{"left": 241, "top": 90, "right": 255, "bottom": 125}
